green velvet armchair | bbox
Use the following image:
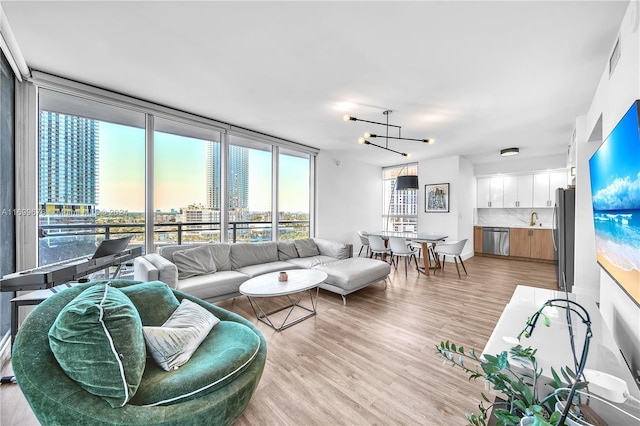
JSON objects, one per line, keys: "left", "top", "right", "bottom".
{"left": 12, "top": 280, "right": 267, "bottom": 426}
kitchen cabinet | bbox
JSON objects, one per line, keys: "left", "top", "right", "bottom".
{"left": 474, "top": 226, "right": 483, "bottom": 253}
{"left": 533, "top": 171, "right": 567, "bottom": 208}
{"left": 503, "top": 174, "right": 533, "bottom": 208}
{"left": 509, "top": 228, "right": 554, "bottom": 260}
{"left": 477, "top": 176, "right": 503, "bottom": 208}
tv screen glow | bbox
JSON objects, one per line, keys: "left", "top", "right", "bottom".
{"left": 588, "top": 100, "right": 640, "bottom": 306}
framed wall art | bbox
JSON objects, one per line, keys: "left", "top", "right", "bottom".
{"left": 425, "top": 183, "right": 449, "bottom": 213}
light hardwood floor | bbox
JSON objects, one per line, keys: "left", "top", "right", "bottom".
{"left": 0, "top": 255, "right": 557, "bottom": 425}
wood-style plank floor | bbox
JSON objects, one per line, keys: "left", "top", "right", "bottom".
{"left": 0, "top": 255, "right": 558, "bottom": 425}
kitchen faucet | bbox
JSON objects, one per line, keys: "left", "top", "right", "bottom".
{"left": 530, "top": 211, "right": 538, "bottom": 226}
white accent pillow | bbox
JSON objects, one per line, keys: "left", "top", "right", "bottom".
{"left": 143, "top": 299, "right": 220, "bottom": 371}
{"left": 172, "top": 245, "right": 217, "bottom": 280}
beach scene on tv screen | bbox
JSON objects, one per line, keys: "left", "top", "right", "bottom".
{"left": 589, "top": 102, "right": 640, "bottom": 304}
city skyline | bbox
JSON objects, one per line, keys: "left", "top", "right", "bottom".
{"left": 40, "top": 115, "right": 310, "bottom": 215}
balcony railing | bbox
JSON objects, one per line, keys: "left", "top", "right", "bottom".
{"left": 38, "top": 220, "right": 310, "bottom": 265}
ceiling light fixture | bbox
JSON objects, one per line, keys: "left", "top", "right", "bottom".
{"left": 345, "top": 110, "right": 433, "bottom": 157}
{"left": 500, "top": 147, "right": 519, "bottom": 157}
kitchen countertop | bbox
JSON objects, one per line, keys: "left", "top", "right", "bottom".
{"left": 475, "top": 224, "right": 553, "bottom": 229}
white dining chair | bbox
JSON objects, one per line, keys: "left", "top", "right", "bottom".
{"left": 433, "top": 239, "right": 468, "bottom": 278}
{"left": 357, "top": 231, "right": 370, "bottom": 257}
{"left": 368, "top": 235, "right": 391, "bottom": 262}
{"left": 388, "top": 236, "right": 417, "bottom": 277}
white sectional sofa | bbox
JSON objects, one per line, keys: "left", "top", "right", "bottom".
{"left": 133, "top": 238, "right": 390, "bottom": 304}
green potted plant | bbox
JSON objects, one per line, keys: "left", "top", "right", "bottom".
{"left": 437, "top": 298, "right": 595, "bottom": 426}
{"left": 436, "top": 341, "right": 585, "bottom": 425}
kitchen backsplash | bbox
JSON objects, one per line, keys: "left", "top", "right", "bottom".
{"left": 475, "top": 208, "right": 554, "bottom": 228}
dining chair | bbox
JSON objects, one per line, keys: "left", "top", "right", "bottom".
{"left": 368, "top": 235, "right": 391, "bottom": 262}
{"left": 388, "top": 236, "right": 417, "bottom": 277}
{"left": 357, "top": 231, "right": 370, "bottom": 257}
{"left": 433, "top": 239, "right": 468, "bottom": 278}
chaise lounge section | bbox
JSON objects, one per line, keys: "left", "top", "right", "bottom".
{"left": 134, "top": 238, "right": 390, "bottom": 304}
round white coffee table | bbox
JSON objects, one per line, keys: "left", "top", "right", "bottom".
{"left": 239, "top": 269, "right": 328, "bottom": 331}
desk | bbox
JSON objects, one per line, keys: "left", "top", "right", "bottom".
{"left": 483, "top": 285, "right": 640, "bottom": 422}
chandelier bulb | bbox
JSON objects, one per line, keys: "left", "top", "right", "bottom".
{"left": 364, "top": 132, "right": 371, "bottom": 138}
{"left": 358, "top": 137, "right": 366, "bottom": 144}
{"left": 403, "top": 153, "right": 410, "bottom": 158}
{"left": 343, "top": 114, "right": 351, "bottom": 122}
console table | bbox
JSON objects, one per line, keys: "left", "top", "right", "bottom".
{"left": 483, "top": 285, "right": 640, "bottom": 422}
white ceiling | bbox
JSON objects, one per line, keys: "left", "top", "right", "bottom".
{"left": 2, "top": 1, "right": 629, "bottom": 167}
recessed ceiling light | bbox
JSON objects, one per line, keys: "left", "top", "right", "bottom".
{"left": 500, "top": 147, "right": 519, "bottom": 157}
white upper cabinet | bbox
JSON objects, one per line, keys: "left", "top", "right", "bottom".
{"left": 503, "top": 174, "right": 533, "bottom": 208}
{"left": 533, "top": 171, "right": 568, "bottom": 207}
{"left": 477, "top": 176, "right": 504, "bottom": 208}
{"left": 478, "top": 170, "right": 565, "bottom": 209}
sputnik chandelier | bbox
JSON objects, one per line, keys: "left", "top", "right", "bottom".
{"left": 343, "top": 110, "right": 434, "bottom": 157}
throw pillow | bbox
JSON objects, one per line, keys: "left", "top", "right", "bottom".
{"left": 172, "top": 245, "right": 217, "bottom": 280}
{"left": 277, "top": 241, "right": 299, "bottom": 260}
{"left": 48, "top": 283, "right": 146, "bottom": 408}
{"left": 294, "top": 238, "right": 320, "bottom": 257}
{"left": 143, "top": 298, "right": 220, "bottom": 371}
{"left": 119, "top": 281, "right": 180, "bottom": 326}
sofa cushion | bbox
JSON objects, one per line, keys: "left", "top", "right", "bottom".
{"left": 208, "top": 243, "right": 232, "bottom": 271}
{"left": 285, "top": 255, "right": 339, "bottom": 269}
{"left": 120, "top": 281, "right": 180, "bottom": 326}
{"left": 314, "top": 257, "right": 391, "bottom": 291}
{"left": 131, "top": 321, "right": 261, "bottom": 406}
{"left": 48, "top": 283, "right": 146, "bottom": 408}
{"left": 143, "top": 299, "right": 220, "bottom": 371}
{"left": 235, "top": 261, "right": 302, "bottom": 278}
{"left": 294, "top": 238, "right": 320, "bottom": 257}
{"left": 173, "top": 245, "right": 218, "bottom": 280}
{"left": 277, "top": 241, "right": 299, "bottom": 260}
{"left": 230, "top": 242, "right": 279, "bottom": 269}
{"left": 313, "top": 238, "right": 351, "bottom": 259}
{"left": 140, "top": 253, "right": 178, "bottom": 288}
{"left": 177, "top": 270, "right": 249, "bottom": 301}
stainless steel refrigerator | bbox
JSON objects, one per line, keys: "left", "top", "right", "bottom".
{"left": 553, "top": 188, "right": 575, "bottom": 292}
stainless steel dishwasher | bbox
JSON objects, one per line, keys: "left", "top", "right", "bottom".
{"left": 482, "top": 227, "right": 510, "bottom": 256}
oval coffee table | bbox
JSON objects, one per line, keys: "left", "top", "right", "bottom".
{"left": 239, "top": 269, "right": 328, "bottom": 331}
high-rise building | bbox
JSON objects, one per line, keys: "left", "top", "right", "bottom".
{"left": 206, "top": 142, "right": 249, "bottom": 211}
{"left": 39, "top": 111, "right": 99, "bottom": 216}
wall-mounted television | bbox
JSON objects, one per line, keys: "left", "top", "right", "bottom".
{"left": 588, "top": 100, "right": 640, "bottom": 306}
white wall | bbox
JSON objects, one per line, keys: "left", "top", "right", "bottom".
{"left": 572, "top": 114, "right": 601, "bottom": 301}
{"left": 581, "top": 1, "right": 640, "bottom": 377}
{"left": 418, "top": 155, "right": 475, "bottom": 259}
{"left": 315, "top": 150, "right": 381, "bottom": 251}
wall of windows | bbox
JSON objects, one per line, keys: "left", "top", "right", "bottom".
{"left": 154, "top": 117, "right": 222, "bottom": 250}
{"left": 38, "top": 89, "right": 146, "bottom": 265}
{"left": 279, "top": 149, "right": 310, "bottom": 240}
{"left": 382, "top": 164, "right": 418, "bottom": 232}
{"left": 27, "top": 72, "right": 316, "bottom": 266}
{"left": 0, "top": 50, "right": 15, "bottom": 343}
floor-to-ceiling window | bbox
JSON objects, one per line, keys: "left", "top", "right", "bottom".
{"left": 0, "top": 50, "right": 15, "bottom": 343}
{"left": 38, "top": 89, "right": 146, "bottom": 265}
{"left": 382, "top": 164, "right": 418, "bottom": 232}
{"left": 227, "top": 134, "right": 272, "bottom": 242}
{"left": 278, "top": 149, "right": 310, "bottom": 239}
{"left": 28, "top": 73, "right": 316, "bottom": 264}
{"left": 154, "top": 117, "right": 222, "bottom": 249}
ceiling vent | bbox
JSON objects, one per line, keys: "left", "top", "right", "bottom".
{"left": 609, "top": 36, "right": 621, "bottom": 77}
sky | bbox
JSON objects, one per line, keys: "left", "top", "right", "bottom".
{"left": 589, "top": 101, "right": 640, "bottom": 212}
{"left": 98, "top": 122, "right": 309, "bottom": 213}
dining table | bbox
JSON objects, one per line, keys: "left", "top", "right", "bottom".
{"left": 365, "top": 231, "right": 448, "bottom": 276}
